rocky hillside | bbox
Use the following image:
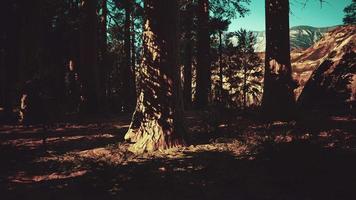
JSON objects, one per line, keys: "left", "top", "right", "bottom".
{"left": 253, "top": 26, "right": 337, "bottom": 52}
{"left": 292, "top": 25, "right": 356, "bottom": 113}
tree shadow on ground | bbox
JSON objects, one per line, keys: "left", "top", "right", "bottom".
{"left": 2, "top": 138, "right": 356, "bottom": 200}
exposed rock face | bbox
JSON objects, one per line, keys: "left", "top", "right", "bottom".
{"left": 295, "top": 26, "right": 356, "bottom": 114}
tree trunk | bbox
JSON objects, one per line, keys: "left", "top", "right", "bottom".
{"left": 131, "top": 8, "right": 136, "bottom": 75}
{"left": 219, "top": 30, "right": 223, "bottom": 104}
{"left": 131, "top": 8, "right": 137, "bottom": 97}
{"left": 79, "top": 0, "right": 100, "bottom": 113}
{"left": 100, "top": 0, "right": 108, "bottom": 110}
{"left": 0, "top": 1, "right": 19, "bottom": 118}
{"left": 122, "top": 1, "right": 136, "bottom": 112}
{"left": 261, "top": 0, "right": 295, "bottom": 119}
{"left": 124, "top": 0, "right": 186, "bottom": 153}
{"left": 243, "top": 60, "right": 247, "bottom": 110}
{"left": 195, "top": 0, "right": 211, "bottom": 108}
{"left": 183, "top": 6, "right": 193, "bottom": 109}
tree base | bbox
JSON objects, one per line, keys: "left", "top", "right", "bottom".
{"left": 125, "top": 119, "right": 186, "bottom": 154}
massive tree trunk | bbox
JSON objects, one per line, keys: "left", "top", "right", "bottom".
{"left": 183, "top": 5, "right": 193, "bottom": 109}
{"left": 122, "top": 1, "right": 136, "bottom": 112}
{"left": 79, "top": 0, "right": 100, "bottom": 113}
{"left": 124, "top": 0, "right": 186, "bottom": 153}
{"left": 195, "top": 0, "right": 211, "bottom": 108}
{"left": 261, "top": 0, "right": 296, "bottom": 119}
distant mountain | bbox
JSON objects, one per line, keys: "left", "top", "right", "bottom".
{"left": 252, "top": 25, "right": 338, "bottom": 52}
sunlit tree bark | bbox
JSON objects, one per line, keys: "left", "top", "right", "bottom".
{"left": 124, "top": 0, "right": 186, "bottom": 153}
{"left": 261, "top": 0, "right": 296, "bottom": 119}
{"left": 195, "top": 0, "right": 211, "bottom": 108}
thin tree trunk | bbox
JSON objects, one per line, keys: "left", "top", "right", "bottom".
{"left": 196, "top": 0, "right": 211, "bottom": 108}
{"left": 124, "top": 0, "right": 186, "bottom": 153}
{"left": 219, "top": 30, "right": 223, "bottom": 104}
{"left": 243, "top": 60, "right": 247, "bottom": 110}
{"left": 100, "top": 0, "right": 108, "bottom": 111}
{"left": 131, "top": 7, "right": 137, "bottom": 97}
{"left": 122, "top": 2, "right": 136, "bottom": 112}
{"left": 183, "top": 6, "right": 193, "bottom": 109}
{"left": 261, "top": 0, "right": 295, "bottom": 119}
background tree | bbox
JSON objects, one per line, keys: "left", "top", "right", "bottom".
{"left": 195, "top": 0, "right": 250, "bottom": 108}
{"left": 343, "top": 0, "right": 356, "bottom": 25}
{"left": 114, "top": 0, "right": 137, "bottom": 112}
{"left": 219, "top": 30, "right": 262, "bottom": 109}
{"left": 234, "top": 29, "right": 263, "bottom": 110}
{"left": 210, "top": 17, "right": 230, "bottom": 103}
{"left": 124, "top": 0, "right": 186, "bottom": 152}
{"left": 181, "top": 1, "right": 195, "bottom": 110}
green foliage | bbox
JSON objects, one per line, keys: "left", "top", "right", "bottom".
{"left": 221, "top": 29, "right": 263, "bottom": 108}
{"left": 343, "top": 0, "right": 356, "bottom": 24}
{"left": 210, "top": 0, "right": 250, "bottom": 20}
{"left": 209, "top": 17, "right": 230, "bottom": 34}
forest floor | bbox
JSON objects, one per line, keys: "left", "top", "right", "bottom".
{"left": 0, "top": 113, "right": 356, "bottom": 200}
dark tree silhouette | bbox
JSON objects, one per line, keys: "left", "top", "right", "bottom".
{"left": 195, "top": 0, "right": 211, "bottom": 108}
{"left": 182, "top": 3, "right": 194, "bottom": 110}
{"left": 79, "top": 0, "right": 100, "bottom": 113}
{"left": 124, "top": 0, "right": 186, "bottom": 152}
{"left": 261, "top": 0, "right": 296, "bottom": 119}
{"left": 99, "top": 0, "right": 109, "bottom": 110}
{"left": 123, "top": 0, "right": 137, "bottom": 112}
{"left": 210, "top": 17, "right": 230, "bottom": 103}
{"left": 0, "top": 1, "right": 20, "bottom": 120}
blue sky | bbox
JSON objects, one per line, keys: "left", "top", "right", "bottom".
{"left": 229, "top": 0, "right": 352, "bottom": 31}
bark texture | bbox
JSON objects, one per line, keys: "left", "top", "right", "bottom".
{"left": 124, "top": 0, "right": 186, "bottom": 153}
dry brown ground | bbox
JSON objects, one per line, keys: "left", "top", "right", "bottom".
{"left": 0, "top": 114, "right": 356, "bottom": 200}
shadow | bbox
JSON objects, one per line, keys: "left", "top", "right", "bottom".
{"left": 2, "top": 138, "right": 356, "bottom": 200}
{"left": 298, "top": 47, "right": 356, "bottom": 116}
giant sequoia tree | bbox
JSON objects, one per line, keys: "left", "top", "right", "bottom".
{"left": 261, "top": 0, "right": 296, "bottom": 119}
{"left": 124, "top": 0, "right": 186, "bottom": 152}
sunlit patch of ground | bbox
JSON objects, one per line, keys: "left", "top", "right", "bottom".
{"left": 1, "top": 115, "right": 356, "bottom": 199}
{"left": 10, "top": 170, "right": 88, "bottom": 183}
